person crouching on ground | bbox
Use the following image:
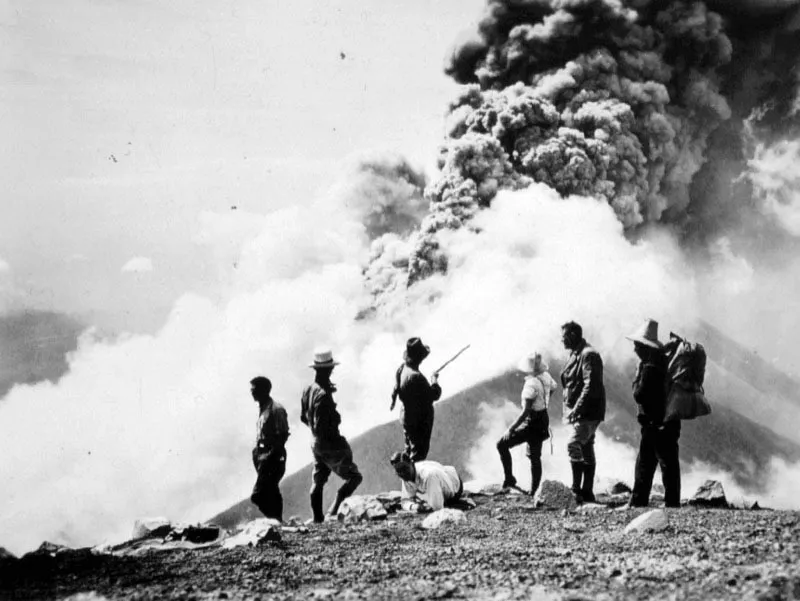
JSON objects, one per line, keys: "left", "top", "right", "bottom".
{"left": 496, "top": 352, "right": 556, "bottom": 496}
{"left": 301, "top": 349, "right": 363, "bottom": 522}
{"left": 560, "top": 321, "right": 606, "bottom": 504}
{"left": 390, "top": 452, "right": 463, "bottom": 511}
{"left": 250, "top": 376, "right": 290, "bottom": 521}
{"left": 390, "top": 337, "right": 442, "bottom": 462}
{"left": 626, "top": 319, "right": 681, "bottom": 508}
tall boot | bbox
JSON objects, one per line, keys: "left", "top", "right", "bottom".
{"left": 310, "top": 489, "right": 324, "bottom": 523}
{"left": 497, "top": 440, "right": 516, "bottom": 488}
{"left": 570, "top": 462, "right": 583, "bottom": 504}
{"left": 530, "top": 457, "right": 542, "bottom": 498}
{"left": 581, "top": 463, "right": 596, "bottom": 503}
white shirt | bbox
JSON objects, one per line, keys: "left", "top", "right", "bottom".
{"left": 400, "top": 461, "right": 461, "bottom": 511}
{"left": 521, "top": 372, "right": 557, "bottom": 411}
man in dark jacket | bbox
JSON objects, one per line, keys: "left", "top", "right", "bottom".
{"left": 560, "top": 321, "right": 606, "bottom": 503}
{"left": 390, "top": 337, "right": 442, "bottom": 462}
{"left": 250, "top": 376, "right": 290, "bottom": 521}
{"left": 626, "top": 319, "right": 681, "bottom": 508}
{"left": 301, "top": 349, "right": 363, "bottom": 523}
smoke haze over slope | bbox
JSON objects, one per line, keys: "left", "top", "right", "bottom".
{"left": 3, "top": 0, "right": 800, "bottom": 556}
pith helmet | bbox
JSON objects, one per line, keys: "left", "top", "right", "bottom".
{"left": 517, "top": 352, "right": 549, "bottom": 375}
{"left": 625, "top": 319, "right": 663, "bottom": 349}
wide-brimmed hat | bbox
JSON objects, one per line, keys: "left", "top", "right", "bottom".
{"left": 309, "top": 348, "right": 340, "bottom": 369}
{"left": 625, "top": 319, "right": 662, "bottom": 349}
{"left": 405, "top": 337, "right": 430, "bottom": 361}
{"left": 517, "top": 352, "right": 549, "bottom": 375}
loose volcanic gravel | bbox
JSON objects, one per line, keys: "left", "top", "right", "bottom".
{"left": 2, "top": 495, "right": 799, "bottom": 601}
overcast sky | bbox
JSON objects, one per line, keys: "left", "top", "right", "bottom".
{"left": 1, "top": 0, "right": 483, "bottom": 332}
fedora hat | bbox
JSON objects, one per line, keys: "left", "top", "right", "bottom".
{"left": 405, "top": 337, "right": 430, "bottom": 361}
{"left": 309, "top": 348, "right": 340, "bottom": 369}
{"left": 517, "top": 352, "right": 549, "bottom": 375}
{"left": 625, "top": 319, "right": 662, "bottom": 349}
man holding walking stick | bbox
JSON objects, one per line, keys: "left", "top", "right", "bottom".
{"left": 390, "top": 339, "right": 469, "bottom": 462}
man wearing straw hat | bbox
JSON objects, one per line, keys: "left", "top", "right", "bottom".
{"left": 390, "top": 337, "right": 442, "bottom": 462}
{"left": 301, "top": 349, "right": 363, "bottom": 523}
{"left": 496, "top": 352, "right": 557, "bottom": 496}
{"left": 560, "top": 321, "right": 606, "bottom": 504}
{"left": 625, "top": 319, "right": 681, "bottom": 508}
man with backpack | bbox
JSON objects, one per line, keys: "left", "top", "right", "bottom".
{"left": 625, "top": 319, "right": 681, "bottom": 508}
{"left": 390, "top": 337, "right": 442, "bottom": 462}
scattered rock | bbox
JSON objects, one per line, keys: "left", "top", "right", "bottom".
{"left": 608, "top": 481, "right": 632, "bottom": 494}
{"left": 164, "top": 524, "right": 221, "bottom": 544}
{"left": 421, "top": 509, "right": 466, "bottom": 530}
{"left": 534, "top": 480, "right": 577, "bottom": 511}
{"left": 624, "top": 509, "right": 668, "bottom": 533}
{"left": 576, "top": 503, "right": 605, "bottom": 513}
{"left": 311, "top": 588, "right": 337, "bottom": 599}
{"left": 221, "top": 518, "right": 282, "bottom": 548}
{"left": 132, "top": 517, "right": 171, "bottom": 540}
{"left": 653, "top": 483, "right": 666, "bottom": 495}
{"left": 463, "top": 481, "right": 505, "bottom": 496}
{"left": 337, "top": 495, "right": 389, "bottom": 522}
{"left": 689, "top": 480, "right": 729, "bottom": 508}
{"left": 597, "top": 492, "right": 631, "bottom": 507}
{"left": 62, "top": 594, "right": 111, "bottom": 601}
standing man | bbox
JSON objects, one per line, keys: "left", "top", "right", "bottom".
{"left": 301, "top": 349, "right": 363, "bottom": 523}
{"left": 250, "top": 376, "right": 290, "bottom": 521}
{"left": 390, "top": 337, "right": 442, "bottom": 462}
{"left": 626, "top": 319, "right": 681, "bottom": 508}
{"left": 560, "top": 321, "right": 606, "bottom": 503}
{"left": 497, "top": 352, "right": 556, "bottom": 496}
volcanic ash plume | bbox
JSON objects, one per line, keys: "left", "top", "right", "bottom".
{"left": 363, "top": 0, "right": 800, "bottom": 291}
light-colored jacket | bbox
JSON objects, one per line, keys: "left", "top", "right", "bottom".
{"left": 400, "top": 461, "right": 461, "bottom": 511}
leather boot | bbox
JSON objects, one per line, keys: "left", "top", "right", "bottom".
{"left": 581, "top": 463, "right": 596, "bottom": 503}
{"left": 570, "top": 462, "right": 583, "bottom": 504}
{"left": 310, "top": 489, "right": 324, "bottom": 523}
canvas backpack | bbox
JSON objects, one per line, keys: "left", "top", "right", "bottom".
{"left": 663, "top": 333, "right": 711, "bottom": 421}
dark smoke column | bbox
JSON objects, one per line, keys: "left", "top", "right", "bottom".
{"left": 398, "top": 0, "right": 751, "bottom": 284}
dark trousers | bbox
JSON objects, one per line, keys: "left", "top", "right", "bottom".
{"left": 496, "top": 414, "right": 548, "bottom": 494}
{"left": 631, "top": 421, "right": 681, "bottom": 507}
{"left": 402, "top": 403, "right": 434, "bottom": 462}
{"left": 251, "top": 447, "right": 286, "bottom": 521}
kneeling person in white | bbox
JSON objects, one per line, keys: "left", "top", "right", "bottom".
{"left": 390, "top": 452, "right": 463, "bottom": 511}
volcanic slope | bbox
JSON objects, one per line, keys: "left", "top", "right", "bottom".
{"left": 6, "top": 496, "right": 800, "bottom": 601}
{"left": 212, "top": 323, "right": 800, "bottom": 528}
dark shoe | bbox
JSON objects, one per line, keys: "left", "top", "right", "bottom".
{"left": 502, "top": 478, "right": 517, "bottom": 489}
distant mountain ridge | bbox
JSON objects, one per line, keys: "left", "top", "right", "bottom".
{"left": 211, "top": 322, "right": 800, "bottom": 527}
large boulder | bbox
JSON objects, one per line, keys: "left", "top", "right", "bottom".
{"left": 533, "top": 480, "right": 577, "bottom": 511}
{"left": 337, "top": 495, "right": 388, "bottom": 522}
{"left": 624, "top": 509, "right": 669, "bottom": 533}
{"left": 221, "top": 518, "right": 282, "bottom": 548}
{"left": 689, "top": 480, "right": 729, "bottom": 508}
{"left": 132, "top": 517, "right": 172, "bottom": 540}
{"left": 421, "top": 509, "right": 466, "bottom": 530}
